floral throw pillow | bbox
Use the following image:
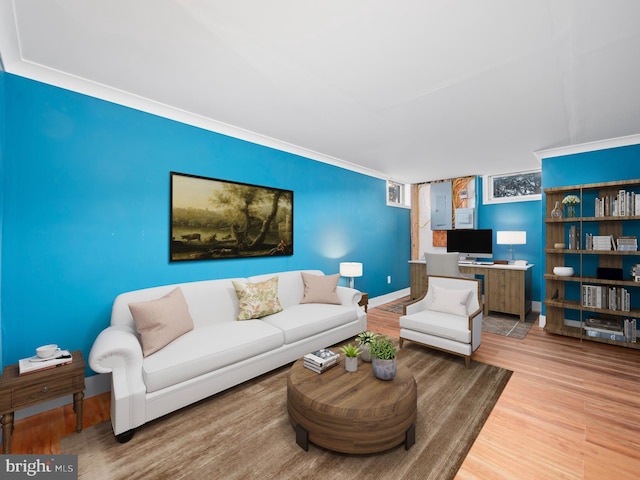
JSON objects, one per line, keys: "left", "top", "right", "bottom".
{"left": 232, "top": 276, "right": 283, "bottom": 320}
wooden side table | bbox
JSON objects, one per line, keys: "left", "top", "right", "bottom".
{"left": 358, "top": 292, "right": 369, "bottom": 312}
{"left": 0, "top": 350, "right": 85, "bottom": 453}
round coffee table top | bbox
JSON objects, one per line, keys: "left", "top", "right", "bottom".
{"left": 287, "top": 357, "right": 417, "bottom": 454}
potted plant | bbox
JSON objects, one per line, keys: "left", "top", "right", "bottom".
{"left": 355, "top": 331, "right": 378, "bottom": 362}
{"left": 339, "top": 343, "right": 362, "bottom": 372}
{"left": 369, "top": 336, "right": 397, "bottom": 380}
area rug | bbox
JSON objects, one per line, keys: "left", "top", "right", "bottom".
{"left": 382, "top": 301, "right": 537, "bottom": 340}
{"left": 62, "top": 343, "right": 512, "bottom": 480}
{"left": 481, "top": 311, "right": 538, "bottom": 339}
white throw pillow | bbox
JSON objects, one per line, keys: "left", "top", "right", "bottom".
{"left": 129, "top": 287, "right": 194, "bottom": 357}
{"left": 300, "top": 272, "right": 341, "bottom": 304}
{"left": 430, "top": 285, "right": 472, "bottom": 316}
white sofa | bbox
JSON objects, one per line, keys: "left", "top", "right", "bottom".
{"left": 399, "top": 275, "right": 483, "bottom": 368}
{"left": 89, "top": 270, "right": 366, "bottom": 442}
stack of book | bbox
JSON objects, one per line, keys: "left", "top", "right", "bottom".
{"left": 590, "top": 235, "right": 614, "bottom": 251}
{"left": 18, "top": 350, "right": 73, "bottom": 375}
{"left": 584, "top": 317, "right": 637, "bottom": 343}
{"left": 303, "top": 348, "right": 339, "bottom": 374}
{"left": 617, "top": 236, "right": 638, "bottom": 251}
{"left": 632, "top": 264, "right": 640, "bottom": 282}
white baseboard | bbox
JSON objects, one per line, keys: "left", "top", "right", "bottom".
{"left": 368, "top": 288, "right": 410, "bottom": 309}
{"left": 14, "top": 372, "right": 111, "bottom": 421}
{"left": 538, "top": 314, "right": 546, "bottom": 328}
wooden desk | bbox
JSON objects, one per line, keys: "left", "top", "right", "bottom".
{"left": 409, "top": 261, "right": 533, "bottom": 321}
{"left": 0, "top": 350, "right": 85, "bottom": 453}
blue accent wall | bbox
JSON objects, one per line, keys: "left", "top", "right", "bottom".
{"left": 541, "top": 144, "right": 640, "bottom": 314}
{"left": 0, "top": 73, "right": 410, "bottom": 371}
{"left": 0, "top": 71, "right": 5, "bottom": 366}
{"left": 476, "top": 177, "right": 543, "bottom": 304}
{"left": 542, "top": 144, "right": 640, "bottom": 188}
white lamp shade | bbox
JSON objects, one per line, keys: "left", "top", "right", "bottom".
{"left": 496, "top": 231, "right": 526, "bottom": 245}
{"left": 340, "top": 262, "right": 363, "bottom": 277}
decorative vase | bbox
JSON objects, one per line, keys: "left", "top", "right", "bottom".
{"left": 360, "top": 344, "right": 372, "bottom": 362}
{"left": 371, "top": 358, "right": 396, "bottom": 380}
{"left": 345, "top": 356, "right": 358, "bottom": 372}
{"left": 567, "top": 205, "right": 576, "bottom": 218}
{"left": 550, "top": 201, "right": 563, "bottom": 219}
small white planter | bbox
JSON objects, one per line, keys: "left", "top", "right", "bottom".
{"left": 345, "top": 356, "right": 358, "bottom": 372}
{"left": 359, "top": 344, "right": 372, "bottom": 362}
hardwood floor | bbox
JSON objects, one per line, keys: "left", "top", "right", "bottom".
{"left": 7, "top": 298, "right": 640, "bottom": 479}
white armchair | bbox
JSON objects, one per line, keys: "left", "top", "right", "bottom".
{"left": 399, "top": 275, "right": 483, "bottom": 368}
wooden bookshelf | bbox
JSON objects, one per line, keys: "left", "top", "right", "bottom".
{"left": 544, "top": 178, "right": 640, "bottom": 349}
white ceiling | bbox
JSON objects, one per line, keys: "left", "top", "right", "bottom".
{"left": 2, "top": 0, "right": 640, "bottom": 183}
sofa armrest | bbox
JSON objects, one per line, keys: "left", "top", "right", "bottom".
{"left": 336, "top": 286, "right": 362, "bottom": 308}
{"left": 89, "top": 325, "right": 147, "bottom": 435}
{"left": 89, "top": 325, "right": 144, "bottom": 374}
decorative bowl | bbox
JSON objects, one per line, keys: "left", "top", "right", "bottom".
{"left": 554, "top": 242, "right": 566, "bottom": 249}
{"left": 553, "top": 266, "right": 574, "bottom": 277}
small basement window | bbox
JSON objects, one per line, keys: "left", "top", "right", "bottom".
{"left": 387, "top": 180, "right": 411, "bottom": 208}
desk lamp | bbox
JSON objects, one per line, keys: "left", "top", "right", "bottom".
{"left": 496, "top": 231, "right": 527, "bottom": 263}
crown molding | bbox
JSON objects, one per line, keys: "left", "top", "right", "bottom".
{"left": 534, "top": 134, "right": 640, "bottom": 161}
{"left": 4, "top": 59, "right": 389, "bottom": 181}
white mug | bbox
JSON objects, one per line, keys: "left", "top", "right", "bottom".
{"left": 36, "top": 344, "right": 59, "bottom": 358}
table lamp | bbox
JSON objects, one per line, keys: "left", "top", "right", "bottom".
{"left": 496, "top": 231, "right": 527, "bottom": 263}
{"left": 340, "top": 262, "right": 363, "bottom": 289}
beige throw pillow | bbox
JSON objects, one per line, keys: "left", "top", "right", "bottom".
{"left": 430, "top": 285, "right": 472, "bottom": 316}
{"left": 129, "top": 287, "right": 194, "bottom": 357}
{"left": 233, "top": 276, "right": 283, "bottom": 320}
{"left": 300, "top": 272, "right": 341, "bottom": 304}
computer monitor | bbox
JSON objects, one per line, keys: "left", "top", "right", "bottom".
{"left": 446, "top": 229, "right": 493, "bottom": 260}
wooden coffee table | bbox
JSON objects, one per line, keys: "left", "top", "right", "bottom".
{"left": 287, "top": 357, "right": 417, "bottom": 454}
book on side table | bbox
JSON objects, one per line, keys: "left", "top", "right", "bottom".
{"left": 303, "top": 348, "right": 339, "bottom": 374}
{"left": 18, "top": 350, "right": 73, "bottom": 375}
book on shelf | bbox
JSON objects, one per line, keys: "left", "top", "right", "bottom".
{"left": 18, "top": 350, "right": 73, "bottom": 375}
{"left": 581, "top": 286, "right": 630, "bottom": 311}
{"left": 590, "top": 235, "right": 614, "bottom": 251}
{"left": 595, "top": 190, "right": 640, "bottom": 217}
{"left": 624, "top": 318, "right": 637, "bottom": 343}
{"left": 585, "top": 329, "right": 628, "bottom": 342}
{"left": 585, "top": 316, "right": 623, "bottom": 332}
{"left": 583, "top": 316, "right": 637, "bottom": 343}
{"left": 616, "top": 236, "right": 638, "bottom": 251}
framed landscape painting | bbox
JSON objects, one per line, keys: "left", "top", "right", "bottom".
{"left": 170, "top": 172, "right": 293, "bottom": 261}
